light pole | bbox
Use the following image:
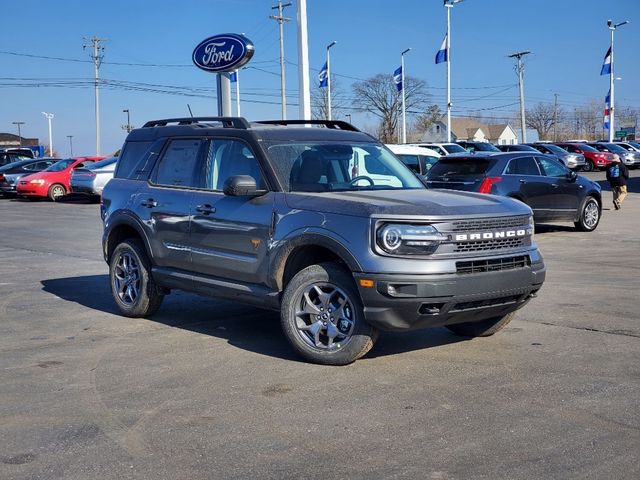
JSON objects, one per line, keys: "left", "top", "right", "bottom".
{"left": 345, "top": 113, "right": 352, "bottom": 124}
{"left": 42, "top": 112, "right": 54, "bottom": 156}
{"left": 444, "top": 0, "right": 465, "bottom": 142}
{"left": 67, "top": 135, "right": 74, "bottom": 157}
{"left": 12, "top": 121, "right": 25, "bottom": 146}
{"left": 607, "top": 19, "right": 629, "bottom": 142}
{"left": 326, "top": 41, "right": 337, "bottom": 120}
{"left": 297, "top": 0, "right": 311, "bottom": 120}
{"left": 508, "top": 50, "right": 531, "bottom": 143}
{"left": 84, "top": 36, "right": 106, "bottom": 155}
{"left": 401, "top": 48, "right": 411, "bottom": 143}
{"left": 122, "top": 109, "right": 132, "bottom": 133}
{"left": 271, "top": 1, "right": 292, "bottom": 120}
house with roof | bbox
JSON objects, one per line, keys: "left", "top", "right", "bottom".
{"left": 419, "top": 117, "right": 527, "bottom": 145}
{"left": 0, "top": 133, "right": 39, "bottom": 148}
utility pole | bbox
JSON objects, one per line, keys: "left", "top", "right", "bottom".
{"left": 12, "top": 121, "right": 25, "bottom": 146}
{"left": 297, "top": 0, "right": 311, "bottom": 120}
{"left": 553, "top": 93, "right": 559, "bottom": 141}
{"left": 83, "top": 36, "right": 107, "bottom": 156}
{"left": 443, "top": 0, "right": 465, "bottom": 142}
{"left": 67, "top": 135, "right": 74, "bottom": 157}
{"left": 401, "top": 48, "right": 411, "bottom": 143}
{"left": 271, "top": 1, "right": 291, "bottom": 120}
{"left": 607, "top": 19, "right": 629, "bottom": 142}
{"left": 42, "top": 112, "right": 54, "bottom": 156}
{"left": 122, "top": 109, "right": 132, "bottom": 133}
{"left": 509, "top": 50, "right": 531, "bottom": 143}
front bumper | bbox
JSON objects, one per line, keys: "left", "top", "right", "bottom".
{"left": 354, "top": 260, "right": 545, "bottom": 331}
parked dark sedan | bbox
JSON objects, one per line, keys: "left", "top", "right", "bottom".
{"left": 495, "top": 144, "right": 539, "bottom": 153}
{"left": 425, "top": 152, "right": 602, "bottom": 231}
{"left": 0, "top": 158, "right": 58, "bottom": 196}
{"left": 456, "top": 141, "right": 501, "bottom": 153}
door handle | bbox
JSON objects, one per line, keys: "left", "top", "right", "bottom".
{"left": 551, "top": 184, "right": 559, "bottom": 188}
{"left": 196, "top": 204, "right": 216, "bottom": 215}
{"left": 519, "top": 179, "right": 526, "bottom": 184}
{"left": 141, "top": 198, "right": 157, "bottom": 208}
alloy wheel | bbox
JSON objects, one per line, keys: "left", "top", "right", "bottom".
{"left": 584, "top": 200, "right": 599, "bottom": 229}
{"left": 113, "top": 251, "right": 141, "bottom": 306}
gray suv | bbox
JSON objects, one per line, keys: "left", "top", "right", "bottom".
{"left": 101, "top": 117, "right": 545, "bottom": 365}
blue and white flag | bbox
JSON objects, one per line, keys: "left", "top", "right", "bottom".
{"left": 229, "top": 71, "right": 237, "bottom": 83}
{"left": 318, "top": 62, "right": 328, "bottom": 88}
{"left": 393, "top": 66, "right": 403, "bottom": 92}
{"left": 604, "top": 89, "right": 610, "bottom": 130}
{"left": 600, "top": 47, "right": 612, "bottom": 75}
{"left": 435, "top": 34, "right": 448, "bottom": 64}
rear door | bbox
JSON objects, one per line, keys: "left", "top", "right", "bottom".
{"left": 426, "top": 158, "right": 491, "bottom": 191}
{"left": 189, "top": 138, "right": 274, "bottom": 286}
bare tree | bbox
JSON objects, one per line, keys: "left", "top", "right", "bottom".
{"left": 352, "top": 74, "right": 429, "bottom": 143}
{"left": 311, "top": 75, "right": 348, "bottom": 120}
{"left": 414, "top": 104, "right": 444, "bottom": 132}
{"left": 574, "top": 100, "right": 602, "bottom": 140}
{"left": 526, "top": 102, "right": 564, "bottom": 141}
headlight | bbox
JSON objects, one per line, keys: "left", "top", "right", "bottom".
{"left": 376, "top": 223, "right": 448, "bottom": 255}
{"left": 29, "top": 179, "right": 45, "bottom": 185}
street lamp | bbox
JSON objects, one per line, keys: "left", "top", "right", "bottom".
{"left": 345, "top": 113, "right": 352, "bottom": 124}
{"left": 401, "top": 48, "right": 411, "bottom": 143}
{"left": 41, "top": 112, "right": 54, "bottom": 156}
{"left": 443, "top": 0, "right": 466, "bottom": 142}
{"left": 12, "top": 121, "right": 25, "bottom": 147}
{"left": 326, "top": 40, "right": 337, "bottom": 120}
{"left": 67, "top": 135, "right": 74, "bottom": 157}
{"left": 606, "top": 19, "right": 629, "bottom": 142}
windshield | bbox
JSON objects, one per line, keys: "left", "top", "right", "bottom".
{"left": 264, "top": 142, "right": 424, "bottom": 192}
{"left": 574, "top": 144, "right": 598, "bottom": 153}
{"left": 628, "top": 142, "right": 640, "bottom": 149}
{"left": 45, "top": 159, "right": 75, "bottom": 172}
{"left": 595, "top": 143, "right": 626, "bottom": 153}
{"left": 473, "top": 143, "right": 500, "bottom": 152}
{"left": 427, "top": 158, "right": 492, "bottom": 178}
{"left": 442, "top": 144, "right": 466, "bottom": 153}
{"left": 539, "top": 144, "right": 567, "bottom": 154}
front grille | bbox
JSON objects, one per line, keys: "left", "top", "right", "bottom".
{"left": 456, "top": 255, "right": 530, "bottom": 274}
{"left": 451, "top": 295, "right": 521, "bottom": 312}
{"left": 450, "top": 215, "right": 529, "bottom": 232}
{"left": 454, "top": 237, "right": 525, "bottom": 252}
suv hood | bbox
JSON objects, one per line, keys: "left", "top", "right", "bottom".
{"left": 285, "top": 189, "right": 531, "bottom": 218}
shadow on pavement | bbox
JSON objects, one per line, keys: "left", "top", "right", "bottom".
{"left": 597, "top": 175, "right": 640, "bottom": 193}
{"left": 41, "top": 274, "right": 467, "bottom": 362}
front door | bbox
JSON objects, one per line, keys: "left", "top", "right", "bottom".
{"left": 535, "top": 156, "right": 581, "bottom": 219}
{"left": 189, "top": 138, "right": 274, "bottom": 286}
{"left": 504, "top": 155, "right": 552, "bottom": 218}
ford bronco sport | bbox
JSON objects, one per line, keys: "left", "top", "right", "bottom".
{"left": 101, "top": 117, "right": 545, "bottom": 365}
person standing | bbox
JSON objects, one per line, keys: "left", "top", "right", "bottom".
{"left": 605, "top": 154, "right": 629, "bottom": 210}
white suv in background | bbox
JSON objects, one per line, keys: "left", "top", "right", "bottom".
{"left": 410, "top": 142, "right": 468, "bottom": 156}
{"left": 386, "top": 144, "right": 441, "bottom": 176}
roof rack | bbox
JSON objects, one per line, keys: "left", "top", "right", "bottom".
{"left": 253, "top": 119, "right": 360, "bottom": 132}
{"left": 142, "top": 117, "right": 251, "bottom": 129}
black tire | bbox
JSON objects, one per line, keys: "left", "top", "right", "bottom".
{"left": 48, "top": 183, "right": 66, "bottom": 202}
{"left": 281, "top": 263, "right": 378, "bottom": 365}
{"left": 582, "top": 160, "right": 594, "bottom": 172}
{"left": 109, "top": 239, "right": 164, "bottom": 317}
{"left": 574, "top": 196, "right": 600, "bottom": 232}
{"left": 446, "top": 312, "right": 515, "bottom": 337}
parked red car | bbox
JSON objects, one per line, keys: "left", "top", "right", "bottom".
{"left": 17, "top": 157, "right": 104, "bottom": 201}
{"left": 554, "top": 143, "right": 614, "bottom": 172}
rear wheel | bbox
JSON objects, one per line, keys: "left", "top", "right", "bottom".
{"left": 446, "top": 312, "right": 515, "bottom": 337}
{"left": 574, "top": 196, "right": 600, "bottom": 232}
{"left": 109, "top": 239, "right": 164, "bottom": 317}
{"left": 281, "top": 263, "right": 378, "bottom": 365}
{"left": 48, "top": 183, "right": 66, "bottom": 202}
{"left": 582, "top": 160, "right": 594, "bottom": 172}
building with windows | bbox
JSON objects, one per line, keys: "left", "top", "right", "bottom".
{"left": 420, "top": 117, "right": 532, "bottom": 145}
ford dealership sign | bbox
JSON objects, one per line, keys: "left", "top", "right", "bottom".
{"left": 192, "top": 34, "right": 254, "bottom": 73}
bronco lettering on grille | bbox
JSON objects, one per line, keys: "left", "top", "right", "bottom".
{"left": 454, "top": 228, "right": 533, "bottom": 242}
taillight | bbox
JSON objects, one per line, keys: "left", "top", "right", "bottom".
{"left": 0, "top": 174, "right": 5, "bottom": 182}
{"left": 479, "top": 176, "right": 502, "bottom": 194}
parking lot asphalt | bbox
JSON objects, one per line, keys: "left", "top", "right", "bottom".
{"left": 1, "top": 170, "right": 639, "bottom": 480}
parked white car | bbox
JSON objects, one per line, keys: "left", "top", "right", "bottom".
{"left": 386, "top": 144, "right": 441, "bottom": 176}
{"left": 410, "top": 142, "right": 467, "bottom": 156}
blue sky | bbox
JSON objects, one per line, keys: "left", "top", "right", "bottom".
{"left": 1, "top": 0, "right": 638, "bottom": 156}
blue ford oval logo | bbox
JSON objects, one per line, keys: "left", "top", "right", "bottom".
{"left": 192, "top": 34, "right": 255, "bottom": 73}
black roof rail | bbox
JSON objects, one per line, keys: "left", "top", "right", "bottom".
{"left": 142, "top": 117, "right": 251, "bottom": 129}
{"left": 253, "top": 119, "right": 360, "bottom": 132}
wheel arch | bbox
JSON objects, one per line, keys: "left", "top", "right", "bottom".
{"left": 105, "top": 217, "right": 152, "bottom": 264}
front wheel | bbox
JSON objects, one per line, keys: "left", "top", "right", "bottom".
{"left": 574, "top": 196, "right": 600, "bottom": 232}
{"left": 446, "top": 312, "right": 515, "bottom": 337}
{"left": 582, "top": 160, "right": 594, "bottom": 172}
{"left": 281, "top": 263, "right": 378, "bottom": 365}
{"left": 48, "top": 183, "right": 66, "bottom": 202}
{"left": 109, "top": 239, "right": 164, "bottom": 317}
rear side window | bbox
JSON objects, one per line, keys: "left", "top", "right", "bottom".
{"left": 505, "top": 156, "right": 540, "bottom": 176}
{"left": 114, "top": 141, "right": 153, "bottom": 179}
{"left": 428, "top": 159, "right": 491, "bottom": 177}
{"left": 153, "top": 139, "right": 204, "bottom": 188}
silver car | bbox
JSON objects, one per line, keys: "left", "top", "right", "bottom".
{"left": 528, "top": 143, "right": 586, "bottom": 170}
{"left": 70, "top": 157, "right": 118, "bottom": 199}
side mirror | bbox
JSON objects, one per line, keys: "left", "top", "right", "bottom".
{"left": 223, "top": 175, "right": 264, "bottom": 197}
{"left": 567, "top": 170, "right": 578, "bottom": 182}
